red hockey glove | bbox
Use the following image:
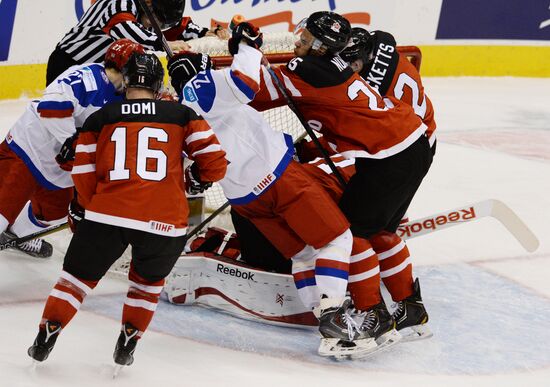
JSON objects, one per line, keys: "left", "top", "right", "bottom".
{"left": 185, "top": 163, "right": 212, "bottom": 195}
{"left": 228, "top": 22, "right": 263, "bottom": 56}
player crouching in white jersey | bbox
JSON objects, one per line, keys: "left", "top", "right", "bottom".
{"left": 0, "top": 39, "right": 144, "bottom": 258}
{"left": 166, "top": 23, "right": 377, "bottom": 358}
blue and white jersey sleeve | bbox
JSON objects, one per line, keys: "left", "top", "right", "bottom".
{"left": 181, "top": 44, "right": 295, "bottom": 204}
{"left": 225, "top": 44, "right": 263, "bottom": 104}
{"left": 5, "top": 63, "right": 121, "bottom": 190}
{"left": 37, "top": 63, "right": 120, "bottom": 143}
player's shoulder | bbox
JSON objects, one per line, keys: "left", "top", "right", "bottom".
{"left": 285, "top": 55, "right": 354, "bottom": 87}
{"left": 55, "top": 63, "right": 109, "bottom": 91}
{"left": 154, "top": 100, "right": 203, "bottom": 123}
{"left": 371, "top": 30, "right": 397, "bottom": 48}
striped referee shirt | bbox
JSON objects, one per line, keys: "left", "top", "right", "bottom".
{"left": 56, "top": 0, "right": 206, "bottom": 64}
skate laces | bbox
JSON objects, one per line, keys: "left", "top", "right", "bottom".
{"left": 392, "top": 301, "right": 405, "bottom": 319}
{"left": 18, "top": 238, "right": 44, "bottom": 253}
{"left": 341, "top": 310, "right": 360, "bottom": 341}
{"left": 361, "top": 310, "right": 378, "bottom": 330}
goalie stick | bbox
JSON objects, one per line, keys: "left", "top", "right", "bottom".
{"left": 398, "top": 199, "right": 539, "bottom": 253}
{"left": 0, "top": 223, "right": 69, "bottom": 252}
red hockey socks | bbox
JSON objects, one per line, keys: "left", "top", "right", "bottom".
{"left": 122, "top": 268, "right": 164, "bottom": 335}
{"left": 370, "top": 231, "right": 413, "bottom": 302}
{"left": 41, "top": 270, "right": 98, "bottom": 328}
{"left": 347, "top": 237, "right": 381, "bottom": 310}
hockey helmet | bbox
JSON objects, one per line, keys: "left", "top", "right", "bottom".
{"left": 295, "top": 11, "right": 351, "bottom": 54}
{"left": 105, "top": 39, "right": 145, "bottom": 71}
{"left": 340, "top": 27, "right": 375, "bottom": 66}
{"left": 122, "top": 53, "right": 165, "bottom": 94}
{"left": 152, "top": 0, "right": 186, "bottom": 30}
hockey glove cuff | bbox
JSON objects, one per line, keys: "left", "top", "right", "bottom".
{"left": 228, "top": 22, "right": 263, "bottom": 56}
{"left": 185, "top": 163, "right": 213, "bottom": 195}
{"left": 55, "top": 133, "right": 79, "bottom": 172}
{"left": 167, "top": 52, "right": 212, "bottom": 97}
{"left": 68, "top": 198, "right": 84, "bottom": 233}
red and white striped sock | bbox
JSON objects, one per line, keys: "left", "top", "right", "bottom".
{"left": 347, "top": 237, "right": 381, "bottom": 310}
{"left": 41, "top": 270, "right": 98, "bottom": 328}
{"left": 370, "top": 231, "right": 413, "bottom": 302}
{"left": 122, "top": 268, "right": 164, "bottom": 335}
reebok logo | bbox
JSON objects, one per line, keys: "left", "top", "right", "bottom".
{"left": 216, "top": 264, "right": 255, "bottom": 281}
{"left": 398, "top": 207, "right": 476, "bottom": 238}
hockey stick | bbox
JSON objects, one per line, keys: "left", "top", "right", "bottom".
{"left": 398, "top": 199, "right": 539, "bottom": 253}
{"left": 263, "top": 64, "right": 348, "bottom": 189}
{"left": 186, "top": 201, "right": 230, "bottom": 241}
{"left": 135, "top": 0, "right": 174, "bottom": 57}
{"left": 0, "top": 222, "right": 69, "bottom": 252}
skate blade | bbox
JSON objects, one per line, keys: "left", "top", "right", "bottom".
{"left": 113, "top": 364, "right": 124, "bottom": 379}
{"left": 399, "top": 323, "right": 433, "bottom": 342}
{"left": 30, "top": 360, "right": 40, "bottom": 372}
{"left": 318, "top": 337, "right": 377, "bottom": 360}
{"left": 350, "top": 329, "right": 402, "bottom": 360}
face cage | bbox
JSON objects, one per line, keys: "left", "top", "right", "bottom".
{"left": 294, "top": 18, "right": 326, "bottom": 53}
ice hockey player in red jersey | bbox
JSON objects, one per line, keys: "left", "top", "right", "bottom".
{"left": 0, "top": 39, "right": 144, "bottom": 258}
{"left": 252, "top": 11, "right": 433, "bottom": 342}
{"left": 27, "top": 53, "right": 226, "bottom": 370}
{"left": 166, "top": 23, "right": 381, "bottom": 358}
{"left": 340, "top": 27, "right": 437, "bottom": 152}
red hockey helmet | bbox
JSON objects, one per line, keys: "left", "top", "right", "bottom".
{"left": 104, "top": 39, "right": 145, "bottom": 71}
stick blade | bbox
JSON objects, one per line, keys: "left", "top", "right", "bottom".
{"left": 489, "top": 199, "right": 540, "bottom": 252}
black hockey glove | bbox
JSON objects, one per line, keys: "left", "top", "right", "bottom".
{"left": 185, "top": 163, "right": 212, "bottom": 195}
{"left": 55, "top": 133, "right": 79, "bottom": 171}
{"left": 167, "top": 52, "right": 212, "bottom": 97}
{"left": 228, "top": 22, "right": 263, "bottom": 56}
{"left": 68, "top": 198, "right": 84, "bottom": 233}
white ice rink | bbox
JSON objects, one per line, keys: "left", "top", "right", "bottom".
{"left": 0, "top": 77, "right": 549, "bottom": 387}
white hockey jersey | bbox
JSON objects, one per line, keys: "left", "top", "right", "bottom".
{"left": 5, "top": 63, "right": 122, "bottom": 189}
{"left": 181, "top": 44, "right": 294, "bottom": 204}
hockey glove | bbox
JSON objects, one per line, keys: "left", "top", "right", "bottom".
{"left": 68, "top": 198, "right": 84, "bottom": 233}
{"left": 228, "top": 22, "right": 263, "bottom": 56}
{"left": 167, "top": 52, "right": 212, "bottom": 97}
{"left": 55, "top": 133, "right": 79, "bottom": 171}
{"left": 185, "top": 163, "right": 212, "bottom": 195}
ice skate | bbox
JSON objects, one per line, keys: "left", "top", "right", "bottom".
{"left": 113, "top": 323, "right": 139, "bottom": 368}
{"left": 350, "top": 299, "right": 401, "bottom": 359}
{"left": 28, "top": 321, "right": 62, "bottom": 362}
{"left": 0, "top": 231, "right": 53, "bottom": 258}
{"left": 392, "top": 278, "right": 433, "bottom": 342}
{"left": 317, "top": 297, "right": 377, "bottom": 359}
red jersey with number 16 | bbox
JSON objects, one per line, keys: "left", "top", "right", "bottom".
{"left": 73, "top": 99, "right": 226, "bottom": 237}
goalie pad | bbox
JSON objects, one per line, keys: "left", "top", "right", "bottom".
{"left": 163, "top": 252, "right": 318, "bottom": 328}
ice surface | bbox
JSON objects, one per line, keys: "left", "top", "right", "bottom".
{"left": 1, "top": 77, "right": 549, "bottom": 386}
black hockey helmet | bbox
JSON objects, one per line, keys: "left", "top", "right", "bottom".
{"left": 122, "top": 53, "right": 165, "bottom": 94}
{"left": 340, "top": 27, "right": 375, "bottom": 65}
{"left": 152, "top": 0, "right": 185, "bottom": 30}
{"left": 299, "top": 11, "right": 351, "bottom": 54}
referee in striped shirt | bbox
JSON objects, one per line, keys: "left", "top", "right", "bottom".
{"left": 47, "top": 0, "right": 225, "bottom": 85}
